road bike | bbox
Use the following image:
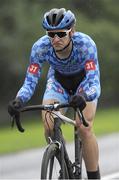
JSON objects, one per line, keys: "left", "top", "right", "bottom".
{"left": 12, "top": 102, "right": 88, "bottom": 179}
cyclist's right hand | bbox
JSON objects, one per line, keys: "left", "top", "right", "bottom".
{"left": 8, "top": 98, "right": 23, "bottom": 117}
{"left": 69, "top": 94, "right": 86, "bottom": 111}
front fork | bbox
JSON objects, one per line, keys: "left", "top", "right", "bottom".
{"left": 74, "top": 126, "right": 82, "bottom": 179}
{"left": 48, "top": 117, "right": 76, "bottom": 179}
{"left": 48, "top": 117, "right": 66, "bottom": 178}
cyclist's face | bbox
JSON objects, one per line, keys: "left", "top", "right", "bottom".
{"left": 47, "top": 29, "right": 72, "bottom": 51}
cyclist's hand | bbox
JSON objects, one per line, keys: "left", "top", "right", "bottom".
{"left": 8, "top": 98, "right": 23, "bottom": 117}
{"left": 69, "top": 93, "right": 86, "bottom": 111}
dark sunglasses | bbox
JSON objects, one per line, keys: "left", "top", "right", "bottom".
{"left": 47, "top": 29, "right": 71, "bottom": 38}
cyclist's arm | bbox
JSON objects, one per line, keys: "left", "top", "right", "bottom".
{"left": 79, "top": 38, "right": 101, "bottom": 101}
{"left": 16, "top": 43, "right": 45, "bottom": 103}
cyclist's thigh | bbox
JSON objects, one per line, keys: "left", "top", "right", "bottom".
{"left": 76, "top": 85, "right": 98, "bottom": 124}
{"left": 75, "top": 99, "right": 98, "bottom": 129}
{"left": 43, "top": 76, "right": 69, "bottom": 105}
{"left": 75, "top": 100, "right": 98, "bottom": 138}
{"left": 83, "top": 100, "right": 98, "bottom": 123}
{"left": 42, "top": 76, "right": 69, "bottom": 126}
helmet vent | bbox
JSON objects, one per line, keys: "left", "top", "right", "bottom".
{"left": 52, "top": 14, "right": 57, "bottom": 26}
{"left": 66, "top": 19, "right": 69, "bottom": 23}
{"left": 46, "top": 16, "right": 51, "bottom": 25}
{"left": 55, "top": 14, "right": 64, "bottom": 26}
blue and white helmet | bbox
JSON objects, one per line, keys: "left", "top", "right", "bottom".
{"left": 42, "top": 8, "right": 76, "bottom": 30}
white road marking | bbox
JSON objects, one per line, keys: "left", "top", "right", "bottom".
{"left": 102, "top": 172, "right": 119, "bottom": 179}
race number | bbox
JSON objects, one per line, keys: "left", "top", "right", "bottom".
{"left": 85, "top": 60, "right": 96, "bottom": 70}
{"left": 28, "top": 63, "right": 39, "bottom": 74}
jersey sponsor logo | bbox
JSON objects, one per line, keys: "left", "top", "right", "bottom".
{"left": 86, "top": 87, "right": 96, "bottom": 96}
{"left": 85, "top": 60, "right": 96, "bottom": 70}
{"left": 28, "top": 63, "right": 40, "bottom": 74}
{"left": 78, "top": 87, "right": 83, "bottom": 94}
{"left": 57, "top": 87, "right": 64, "bottom": 94}
{"left": 47, "top": 84, "right": 52, "bottom": 90}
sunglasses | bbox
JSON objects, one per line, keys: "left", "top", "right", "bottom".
{"left": 47, "top": 29, "right": 71, "bottom": 38}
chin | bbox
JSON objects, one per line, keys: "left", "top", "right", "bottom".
{"left": 54, "top": 46, "right": 61, "bottom": 51}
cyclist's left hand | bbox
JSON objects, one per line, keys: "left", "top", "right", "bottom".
{"left": 8, "top": 98, "right": 23, "bottom": 117}
{"left": 69, "top": 93, "right": 86, "bottom": 111}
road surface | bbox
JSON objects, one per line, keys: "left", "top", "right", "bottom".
{"left": 0, "top": 133, "right": 119, "bottom": 179}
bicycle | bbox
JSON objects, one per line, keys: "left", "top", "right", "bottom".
{"left": 12, "top": 102, "right": 88, "bottom": 179}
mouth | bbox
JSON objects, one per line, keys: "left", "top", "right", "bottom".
{"left": 52, "top": 44, "right": 63, "bottom": 49}
{"left": 52, "top": 42, "right": 62, "bottom": 46}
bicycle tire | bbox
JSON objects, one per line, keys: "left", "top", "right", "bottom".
{"left": 41, "top": 143, "right": 69, "bottom": 179}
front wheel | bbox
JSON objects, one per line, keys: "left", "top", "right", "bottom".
{"left": 41, "top": 143, "right": 69, "bottom": 179}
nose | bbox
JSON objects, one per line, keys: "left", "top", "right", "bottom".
{"left": 52, "top": 35, "right": 60, "bottom": 44}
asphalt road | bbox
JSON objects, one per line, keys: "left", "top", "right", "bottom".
{"left": 0, "top": 133, "right": 119, "bottom": 179}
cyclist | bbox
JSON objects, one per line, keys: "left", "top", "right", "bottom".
{"left": 8, "top": 8, "right": 101, "bottom": 179}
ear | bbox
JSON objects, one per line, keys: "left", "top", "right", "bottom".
{"left": 70, "top": 27, "right": 75, "bottom": 37}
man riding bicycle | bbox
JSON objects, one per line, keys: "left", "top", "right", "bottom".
{"left": 8, "top": 8, "right": 101, "bottom": 179}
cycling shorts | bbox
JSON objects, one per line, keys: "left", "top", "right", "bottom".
{"left": 43, "top": 75, "right": 98, "bottom": 105}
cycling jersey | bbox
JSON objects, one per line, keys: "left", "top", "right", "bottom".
{"left": 16, "top": 32, "right": 101, "bottom": 103}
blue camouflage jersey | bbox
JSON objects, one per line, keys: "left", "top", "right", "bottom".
{"left": 16, "top": 32, "right": 101, "bottom": 103}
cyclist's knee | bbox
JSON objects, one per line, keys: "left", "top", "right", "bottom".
{"left": 42, "top": 110, "right": 54, "bottom": 129}
{"left": 44, "top": 128, "right": 54, "bottom": 143}
{"left": 42, "top": 111, "right": 54, "bottom": 143}
{"left": 78, "top": 120, "right": 94, "bottom": 140}
{"left": 77, "top": 101, "right": 97, "bottom": 139}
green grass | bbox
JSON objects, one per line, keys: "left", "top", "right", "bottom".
{"left": 0, "top": 120, "right": 47, "bottom": 154}
{"left": 0, "top": 108, "right": 119, "bottom": 154}
{"left": 93, "top": 108, "right": 119, "bottom": 135}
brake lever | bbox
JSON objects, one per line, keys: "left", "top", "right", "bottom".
{"left": 11, "top": 116, "right": 15, "bottom": 129}
{"left": 13, "top": 113, "right": 25, "bottom": 133}
{"left": 77, "top": 109, "right": 89, "bottom": 127}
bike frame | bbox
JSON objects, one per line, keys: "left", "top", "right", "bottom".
{"left": 49, "top": 110, "right": 83, "bottom": 178}
{"left": 12, "top": 103, "right": 88, "bottom": 179}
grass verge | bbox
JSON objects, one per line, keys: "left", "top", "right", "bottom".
{"left": 0, "top": 108, "right": 119, "bottom": 154}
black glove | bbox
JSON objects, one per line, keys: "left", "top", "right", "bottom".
{"left": 69, "top": 93, "right": 86, "bottom": 111}
{"left": 8, "top": 98, "right": 23, "bottom": 117}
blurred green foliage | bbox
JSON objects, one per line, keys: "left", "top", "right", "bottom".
{"left": 0, "top": 0, "right": 119, "bottom": 123}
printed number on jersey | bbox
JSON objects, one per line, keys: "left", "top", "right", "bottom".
{"left": 85, "top": 60, "right": 96, "bottom": 70}
{"left": 28, "top": 64, "right": 39, "bottom": 74}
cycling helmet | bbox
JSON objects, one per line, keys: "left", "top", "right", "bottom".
{"left": 42, "top": 8, "right": 76, "bottom": 30}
